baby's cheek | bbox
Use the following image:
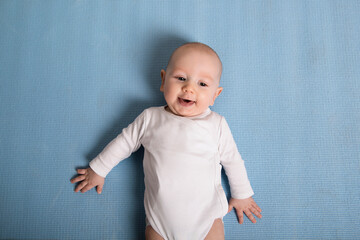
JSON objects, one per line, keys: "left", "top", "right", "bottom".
{"left": 208, "top": 93, "right": 216, "bottom": 103}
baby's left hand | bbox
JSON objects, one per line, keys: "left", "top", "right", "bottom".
{"left": 228, "top": 197, "right": 262, "bottom": 224}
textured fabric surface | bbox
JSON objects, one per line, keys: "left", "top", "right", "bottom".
{"left": 0, "top": 1, "right": 359, "bottom": 239}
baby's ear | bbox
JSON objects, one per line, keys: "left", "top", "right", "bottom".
{"left": 211, "top": 87, "right": 223, "bottom": 105}
{"left": 160, "top": 69, "right": 166, "bottom": 92}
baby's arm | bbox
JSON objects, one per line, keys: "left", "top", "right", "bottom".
{"left": 70, "top": 109, "right": 147, "bottom": 194}
{"left": 71, "top": 168, "right": 104, "bottom": 194}
{"left": 218, "top": 117, "right": 262, "bottom": 223}
{"left": 228, "top": 197, "right": 262, "bottom": 224}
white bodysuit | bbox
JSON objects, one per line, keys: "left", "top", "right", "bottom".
{"left": 90, "top": 106, "right": 254, "bottom": 239}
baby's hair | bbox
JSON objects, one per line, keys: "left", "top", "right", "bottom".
{"left": 166, "top": 42, "right": 223, "bottom": 75}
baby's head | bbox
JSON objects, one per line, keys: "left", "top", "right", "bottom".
{"left": 160, "top": 42, "right": 223, "bottom": 117}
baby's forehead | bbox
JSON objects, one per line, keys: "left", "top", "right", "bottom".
{"left": 172, "top": 45, "right": 217, "bottom": 61}
{"left": 168, "top": 45, "right": 222, "bottom": 72}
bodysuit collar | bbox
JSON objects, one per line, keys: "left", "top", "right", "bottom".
{"left": 162, "top": 106, "right": 211, "bottom": 120}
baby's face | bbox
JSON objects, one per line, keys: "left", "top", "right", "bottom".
{"left": 160, "top": 47, "right": 223, "bottom": 117}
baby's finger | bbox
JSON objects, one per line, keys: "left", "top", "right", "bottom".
{"left": 80, "top": 183, "right": 94, "bottom": 193}
{"left": 235, "top": 208, "right": 244, "bottom": 224}
{"left": 70, "top": 175, "right": 85, "bottom": 184}
{"left": 75, "top": 181, "right": 87, "bottom": 193}
{"left": 227, "top": 204, "right": 233, "bottom": 213}
{"left": 244, "top": 209, "right": 256, "bottom": 223}
{"left": 97, "top": 184, "right": 103, "bottom": 194}
{"left": 77, "top": 169, "right": 87, "bottom": 174}
{"left": 252, "top": 202, "right": 262, "bottom": 212}
{"left": 251, "top": 207, "right": 262, "bottom": 219}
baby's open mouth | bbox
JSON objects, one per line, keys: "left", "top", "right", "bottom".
{"left": 178, "top": 97, "right": 195, "bottom": 106}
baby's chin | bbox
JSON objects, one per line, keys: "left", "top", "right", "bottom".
{"left": 165, "top": 105, "right": 207, "bottom": 117}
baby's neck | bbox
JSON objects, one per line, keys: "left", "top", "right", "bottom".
{"left": 164, "top": 106, "right": 211, "bottom": 119}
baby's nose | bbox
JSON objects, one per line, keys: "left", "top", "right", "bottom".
{"left": 182, "top": 82, "right": 195, "bottom": 93}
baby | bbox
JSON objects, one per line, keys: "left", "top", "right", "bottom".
{"left": 71, "top": 42, "right": 262, "bottom": 240}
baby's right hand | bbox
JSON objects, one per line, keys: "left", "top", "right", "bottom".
{"left": 70, "top": 168, "right": 105, "bottom": 194}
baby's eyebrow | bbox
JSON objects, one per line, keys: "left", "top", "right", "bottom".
{"left": 170, "top": 68, "right": 217, "bottom": 83}
{"left": 198, "top": 72, "right": 215, "bottom": 82}
{"left": 171, "top": 68, "right": 186, "bottom": 74}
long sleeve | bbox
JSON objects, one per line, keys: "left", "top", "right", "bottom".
{"left": 218, "top": 117, "right": 254, "bottom": 199}
{"left": 89, "top": 110, "right": 147, "bottom": 178}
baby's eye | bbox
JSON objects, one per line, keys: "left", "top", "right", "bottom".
{"left": 199, "top": 82, "right": 208, "bottom": 87}
{"left": 177, "top": 77, "right": 186, "bottom": 81}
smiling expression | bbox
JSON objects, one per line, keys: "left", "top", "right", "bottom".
{"left": 160, "top": 44, "right": 223, "bottom": 117}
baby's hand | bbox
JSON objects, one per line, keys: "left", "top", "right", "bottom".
{"left": 70, "top": 168, "right": 105, "bottom": 194}
{"left": 228, "top": 197, "right": 262, "bottom": 224}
